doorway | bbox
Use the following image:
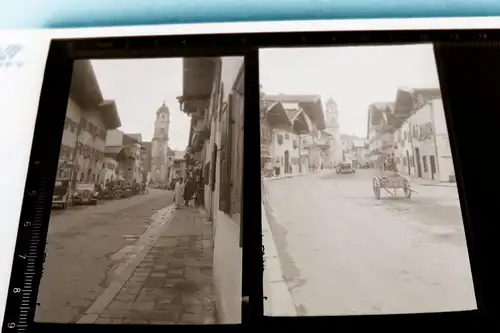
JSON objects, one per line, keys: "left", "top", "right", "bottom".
{"left": 430, "top": 155, "right": 436, "bottom": 181}
{"left": 415, "top": 148, "right": 422, "bottom": 178}
{"left": 284, "top": 150, "right": 290, "bottom": 174}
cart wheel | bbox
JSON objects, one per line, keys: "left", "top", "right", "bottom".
{"left": 373, "top": 177, "right": 381, "bottom": 199}
{"left": 404, "top": 185, "right": 411, "bottom": 198}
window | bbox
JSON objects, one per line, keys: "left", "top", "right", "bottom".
{"left": 219, "top": 97, "right": 232, "bottom": 213}
{"left": 285, "top": 133, "right": 289, "bottom": 140}
{"left": 80, "top": 172, "right": 84, "bottom": 181}
{"left": 430, "top": 155, "right": 436, "bottom": 174}
{"left": 277, "top": 133, "right": 284, "bottom": 145}
{"left": 423, "top": 156, "right": 428, "bottom": 172}
{"left": 79, "top": 118, "right": 87, "bottom": 132}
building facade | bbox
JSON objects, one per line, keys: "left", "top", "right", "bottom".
{"left": 151, "top": 102, "right": 170, "bottom": 184}
{"left": 167, "top": 150, "right": 187, "bottom": 183}
{"left": 394, "top": 97, "right": 454, "bottom": 182}
{"left": 271, "top": 129, "right": 301, "bottom": 174}
{"left": 179, "top": 56, "right": 244, "bottom": 324}
{"left": 261, "top": 94, "right": 326, "bottom": 175}
{"left": 104, "top": 130, "right": 143, "bottom": 184}
{"left": 99, "top": 157, "right": 119, "bottom": 185}
{"left": 57, "top": 60, "right": 121, "bottom": 191}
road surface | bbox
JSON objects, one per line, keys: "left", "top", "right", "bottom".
{"left": 263, "top": 169, "right": 477, "bottom": 316}
{"left": 35, "top": 189, "right": 173, "bottom": 323}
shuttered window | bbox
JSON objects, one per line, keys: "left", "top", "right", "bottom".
{"left": 231, "top": 92, "right": 243, "bottom": 215}
{"left": 219, "top": 98, "right": 232, "bottom": 214}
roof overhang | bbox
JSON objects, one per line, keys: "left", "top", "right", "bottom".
{"left": 70, "top": 60, "right": 103, "bottom": 109}
{"left": 300, "top": 99, "right": 326, "bottom": 130}
{"left": 264, "top": 95, "right": 326, "bottom": 130}
{"left": 266, "top": 102, "right": 292, "bottom": 129}
{"left": 292, "top": 111, "right": 313, "bottom": 134}
{"left": 98, "top": 100, "right": 122, "bottom": 129}
{"left": 178, "top": 57, "right": 219, "bottom": 115}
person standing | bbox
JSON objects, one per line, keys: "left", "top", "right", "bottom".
{"left": 195, "top": 174, "right": 204, "bottom": 208}
{"left": 174, "top": 177, "right": 185, "bottom": 209}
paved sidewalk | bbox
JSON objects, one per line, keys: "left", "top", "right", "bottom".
{"left": 93, "top": 207, "right": 217, "bottom": 325}
{"left": 408, "top": 175, "right": 457, "bottom": 188}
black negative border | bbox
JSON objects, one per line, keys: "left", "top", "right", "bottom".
{"left": 2, "top": 29, "right": 499, "bottom": 332}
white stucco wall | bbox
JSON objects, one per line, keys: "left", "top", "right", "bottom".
{"left": 212, "top": 56, "right": 243, "bottom": 324}
{"left": 431, "top": 99, "right": 455, "bottom": 182}
{"left": 61, "top": 98, "right": 81, "bottom": 148}
{"left": 271, "top": 130, "right": 300, "bottom": 173}
{"left": 105, "top": 129, "right": 123, "bottom": 147}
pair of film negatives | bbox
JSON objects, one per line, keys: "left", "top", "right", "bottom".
{"left": 3, "top": 30, "right": 500, "bottom": 332}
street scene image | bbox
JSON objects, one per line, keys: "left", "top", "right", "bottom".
{"left": 35, "top": 57, "right": 245, "bottom": 324}
{"left": 260, "top": 45, "right": 477, "bottom": 316}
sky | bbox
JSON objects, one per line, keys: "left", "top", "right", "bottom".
{"left": 259, "top": 44, "right": 441, "bottom": 138}
{"left": 91, "top": 58, "right": 190, "bottom": 151}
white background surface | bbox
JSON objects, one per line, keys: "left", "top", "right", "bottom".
{"left": 0, "top": 16, "right": 499, "bottom": 324}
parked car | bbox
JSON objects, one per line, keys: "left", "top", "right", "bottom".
{"left": 336, "top": 162, "right": 356, "bottom": 174}
{"left": 72, "top": 183, "right": 99, "bottom": 205}
{"left": 52, "top": 179, "right": 70, "bottom": 209}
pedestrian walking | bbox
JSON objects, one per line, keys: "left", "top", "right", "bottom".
{"left": 195, "top": 174, "right": 204, "bottom": 208}
{"left": 174, "top": 177, "right": 185, "bottom": 209}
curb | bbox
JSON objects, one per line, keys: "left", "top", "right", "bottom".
{"left": 261, "top": 198, "right": 297, "bottom": 317}
{"left": 417, "top": 182, "right": 457, "bottom": 188}
{"left": 264, "top": 169, "right": 331, "bottom": 182}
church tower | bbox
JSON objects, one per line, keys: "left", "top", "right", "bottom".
{"left": 325, "top": 98, "right": 343, "bottom": 165}
{"left": 151, "top": 101, "right": 170, "bottom": 184}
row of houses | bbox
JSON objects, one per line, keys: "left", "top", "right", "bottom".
{"left": 366, "top": 88, "right": 455, "bottom": 182}
{"left": 56, "top": 60, "right": 186, "bottom": 191}
{"left": 177, "top": 57, "right": 245, "bottom": 324}
{"left": 260, "top": 93, "right": 345, "bottom": 175}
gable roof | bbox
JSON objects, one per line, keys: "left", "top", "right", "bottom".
{"left": 264, "top": 94, "right": 326, "bottom": 130}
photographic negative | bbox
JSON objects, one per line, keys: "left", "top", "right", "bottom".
{"left": 260, "top": 44, "right": 477, "bottom": 316}
{"left": 34, "top": 56, "right": 244, "bottom": 324}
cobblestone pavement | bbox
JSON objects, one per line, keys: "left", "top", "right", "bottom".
{"left": 263, "top": 169, "right": 477, "bottom": 316}
{"left": 93, "top": 207, "right": 217, "bottom": 325}
{"left": 35, "top": 189, "right": 174, "bottom": 323}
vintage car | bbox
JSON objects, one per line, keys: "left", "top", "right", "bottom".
{"left": 72, "top": 183, "right": 99, "bottom": 205}
{"left": 52, "top": 179, "right": 70, "bottom": 209}
{"left": 336, "top": 161, "right": 356, "bottom": 174}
